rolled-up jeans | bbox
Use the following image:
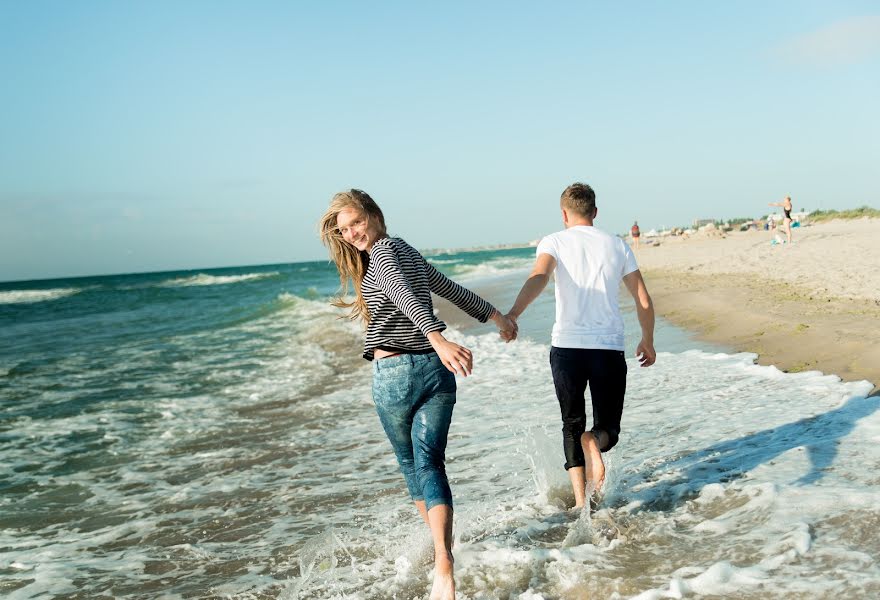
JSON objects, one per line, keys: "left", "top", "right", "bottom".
{"left": 371, "top": 352, "right": 456, "bottom": 510}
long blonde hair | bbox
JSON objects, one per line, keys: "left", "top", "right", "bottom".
{"left": 318, "top": 189, "right": 387, "bottom": 323}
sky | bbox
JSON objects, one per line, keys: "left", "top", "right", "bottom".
{"left": 1, "top": 1, "right": 879, "bottom": 282}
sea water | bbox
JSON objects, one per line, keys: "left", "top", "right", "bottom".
{"left": 1, "top": 247, "right": 877, "bottom": 599}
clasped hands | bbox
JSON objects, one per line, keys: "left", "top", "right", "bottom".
{"left": 491, "top": 310, "right": 519, "bottom": 343}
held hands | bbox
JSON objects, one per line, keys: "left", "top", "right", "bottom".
{"left": 636, "top": 338, "right": 656, "bottom": 367}
{"left": 491, "top": 311, "right": 518, "bottom": 342}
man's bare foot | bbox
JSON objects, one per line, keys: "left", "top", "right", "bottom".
{"left": 581, "top": 432, "right": 606, "bottom": 494}
{"left": 430, "top": 551, "right": 455, "bottom": 600}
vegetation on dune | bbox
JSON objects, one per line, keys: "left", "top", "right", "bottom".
{"left": 808, "top": 206, "right": 880, "bottom": 222}
{"left": 715, "top": 217, "right": 754, "bottom": 226}
{"left": 625, "top": 206, "right": 877, "bottom": 237}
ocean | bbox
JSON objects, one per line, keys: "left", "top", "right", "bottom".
{"left": 1, "top": 247, "right": 877, "bottom": 599}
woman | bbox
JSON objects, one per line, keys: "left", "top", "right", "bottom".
{"left": 319, "top": 189, "right": 516, "bottom": 599}
{"left": 769, "top": 196, "right": 794, "bottom": 245}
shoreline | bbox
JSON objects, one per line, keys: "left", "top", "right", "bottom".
{"left": 637, "top": 219, "right": 880, "bottom": 396}
{"left": 645, "top": 270, "right": 880, "bottom": 395}
{"left": 439, "top": 218, "right": 880, "bottom": 397}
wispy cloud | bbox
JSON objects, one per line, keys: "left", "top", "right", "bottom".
{"left": 776, "top": 15, "right": 880, "bottom": 67}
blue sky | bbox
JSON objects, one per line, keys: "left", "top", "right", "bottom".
{"left": 1, "top": 1, "right": 878, "bottom": 281}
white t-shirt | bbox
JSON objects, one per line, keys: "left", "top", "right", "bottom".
{"left": 536, "top": 225, "right": 639, "bottom": 350}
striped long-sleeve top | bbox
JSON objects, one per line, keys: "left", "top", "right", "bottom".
{"left": 361, "top": 237, "right": 496, "bottom": 360}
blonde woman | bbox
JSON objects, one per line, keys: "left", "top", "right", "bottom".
{"left": 319, "top": 189, "right": 516, "bottom": 599}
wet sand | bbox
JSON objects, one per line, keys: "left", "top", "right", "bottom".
{"left": 636, "top": 218, "right": 880, "bottom": 395}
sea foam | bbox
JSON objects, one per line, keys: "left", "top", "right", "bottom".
{"left": 0, "top": 288, "right": 80, "bottom": 304}
{"left": 3, "top": 314, "right": 878, "bottom": 598}
{"left": 283, "top": 332, "right": 878, "bottom": 599}
{"left": 159, "top": 271, "right": 280, "bottom": 287}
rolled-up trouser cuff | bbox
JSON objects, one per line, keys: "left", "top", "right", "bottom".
{"left": 425, "top": 497, "right": 453, "bottom": 511}
{"left": 563, "top": 428, "right": 619, "bottom": 469}
{"left": 594, "top": 427, "right": 620, "bottom": 453}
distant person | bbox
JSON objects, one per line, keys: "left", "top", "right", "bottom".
{"left": 505, "top": 183, "right": 656, "bottom": 509}
{"left": 768, "top": 217, "right": 784, "bottom": 245}
{"left": 769, "top": 196, "right": 794, "bottom": 245}
{"left": 319, "top": 189, "right": 516, "bottom": 600}
{"left": 631, "top": 221, "right": 641, "bottom": 249}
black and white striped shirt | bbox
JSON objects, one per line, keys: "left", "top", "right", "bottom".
{"left": 362, "top": 237, "right": 496, "bottom": 361}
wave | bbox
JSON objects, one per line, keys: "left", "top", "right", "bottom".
{"left": 273, "top": 292, "right": 362, "bottom": 335}
{"left": 444, "top": 256, "right": 534, "bottom": 281}
{"left": 159, "top": 272, "right": 280, "bottom": 287}
{"left": 0, "top": 288, "right": 81, "bottom": 304}
{"left": 284, "top": 337, "right": 877, "bottom": 599}
{"left": 3, "top": 318, "right": 878, "bottom": 598}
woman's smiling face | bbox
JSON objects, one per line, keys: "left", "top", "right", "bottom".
{"left": 336, "top": 207, "right": 383, "bottom": 252}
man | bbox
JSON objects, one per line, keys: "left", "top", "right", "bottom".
{"left": 506, "top": 183, "right": 656, "bottom": 508}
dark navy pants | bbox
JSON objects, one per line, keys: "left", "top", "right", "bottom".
{"left": 549, "top": 346, "right": 627, "bottom": 470}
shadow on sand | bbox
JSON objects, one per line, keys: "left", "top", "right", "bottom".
{"left": 622, "top": 391, "right": 879, "bottom": 511}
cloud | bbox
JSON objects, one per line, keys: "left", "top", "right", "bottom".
{"left": 776, "top": 15, "right": 880, "bottom": 67}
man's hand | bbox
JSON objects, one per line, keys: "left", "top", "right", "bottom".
{"left": 636, "top": 338, "right": 656, "bottom": 367}
{"left": 623, "top": 270, "right": 655, "bottom": 367}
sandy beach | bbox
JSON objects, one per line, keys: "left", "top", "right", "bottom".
{"left": 636, "top": 218, "right": 880, "bottom": 395}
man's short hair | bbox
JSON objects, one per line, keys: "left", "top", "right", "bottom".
{"left": 560, "top": 182, "right": 596, "bottom": 217}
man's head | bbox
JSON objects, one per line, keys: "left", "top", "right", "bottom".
{"left": 560, "top": 182, "right": 597, "bottom": 227}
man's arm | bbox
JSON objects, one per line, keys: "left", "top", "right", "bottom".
{"left": 508, "top": 253, "right": 557, "bottom": 321}
{"left": 622, "top": 269, "right": 656, "bottom": 367}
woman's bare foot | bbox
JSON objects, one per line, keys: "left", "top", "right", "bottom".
{"left": 430, "top": 551, "right": 455, "bottom": 600}
{"left": 581, "top": 432, "right": 606, "bottom": 494}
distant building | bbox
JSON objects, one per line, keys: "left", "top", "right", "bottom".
{"left": 693, "top": 218, "right": 714, "bottom": 228}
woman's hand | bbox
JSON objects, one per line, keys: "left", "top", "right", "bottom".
{"left": 427, "top": 331, "right": 474, "bottom": 376}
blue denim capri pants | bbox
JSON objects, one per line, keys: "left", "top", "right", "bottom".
{"left": 371, "top": 352, "right": 456, "bottom": 510}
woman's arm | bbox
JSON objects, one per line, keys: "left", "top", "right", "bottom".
{"left": 372, "top": 245, "right": 445, "bottom": 337}
{"left": 373, "top": 244, "right": 483, "bottom": 374}
{"left": 423, "top": 258, "right": 517, "bottom": 340}
{"left": 422, "top": 258, "right": 496, "bottom": 322}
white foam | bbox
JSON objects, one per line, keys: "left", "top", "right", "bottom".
{"left": 441, "top": 256, "right": 534, "bottom": 281}
{"left": 159, "top": 272, "right": 280, "bottom": 287}
{"left": 3, "top": 318, "right": 879, "bottom": 598}
{"left": 283, "top": 332, "right": 878, "bottom": 598}
{"left": 0, "top": 288, "right": 80, "bottom": 304}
